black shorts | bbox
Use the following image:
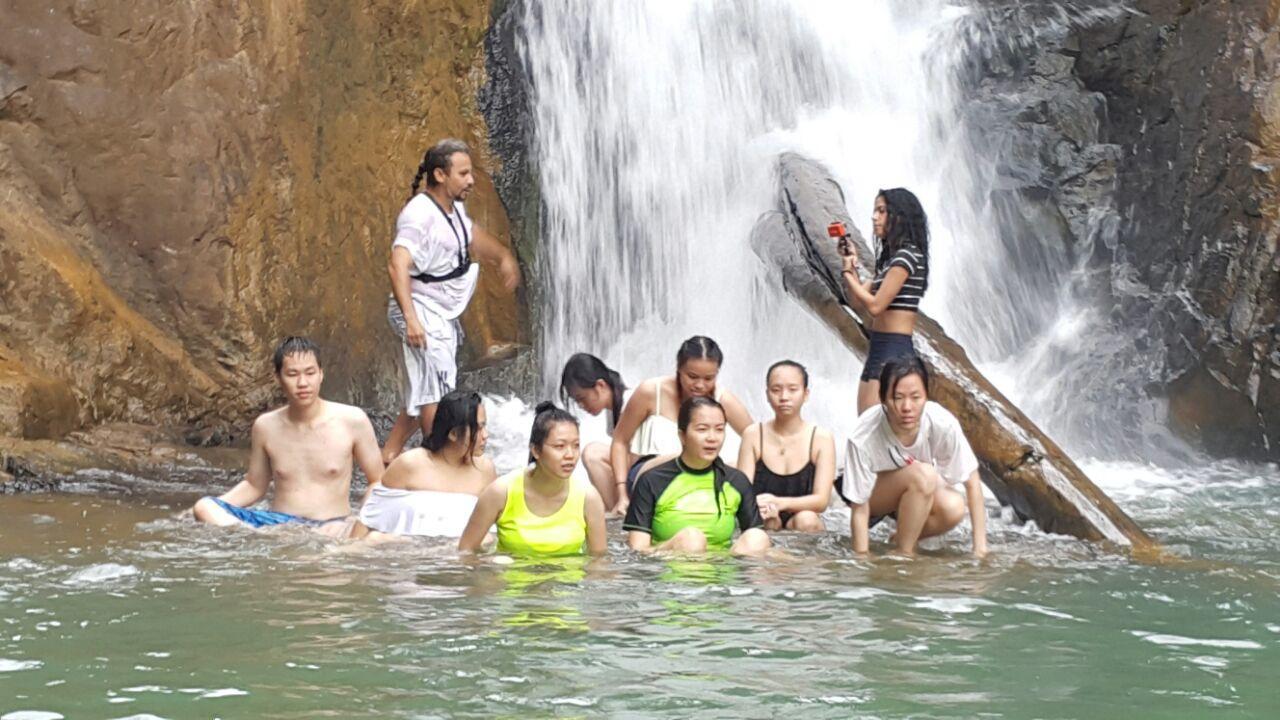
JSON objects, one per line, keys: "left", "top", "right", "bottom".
{"left": 625, "top": 455, "right": 655, "bottom": 496}
{"left": 860, "top": 330, "right": 916, "bottom": 383}
{"left": 834, "top": 472, "right": 895, "bottom": 528}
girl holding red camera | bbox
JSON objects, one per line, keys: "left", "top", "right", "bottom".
{"left": 837, "top": 188, "right": 930, "bottom": 413}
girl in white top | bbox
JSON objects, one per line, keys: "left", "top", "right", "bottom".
{"left": 842, "top": 356, "right": 987, "bottom": 557}
{"left": 351, "top": 390, "right": 497, "bottom": 540}
{"left": 608, "top": 336, "right": 753, "bottom": 518}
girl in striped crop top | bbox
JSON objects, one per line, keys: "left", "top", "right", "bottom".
{"left": 838, "top": 188, "right": 931, "bottom": 414}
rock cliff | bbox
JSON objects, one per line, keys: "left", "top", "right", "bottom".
{"left": 957, "top": 1, "right": 1280, "bottom": 459}
{"left": 0, "top": 0, "right": 526, "bottom": 446}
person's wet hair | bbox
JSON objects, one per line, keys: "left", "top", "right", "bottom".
{"left": 878, "top": 356, "right": 930, "bottom": 403}
{"left": 529, "top": 401, "right": 579, "bottom": 463}
{"left": 766, "top": 359, "right": 809, "bottom": 388}
{"left": 409, "top": 138, "right": 471, "bottom": 198}
{"left": 425, "top": 390, "right": 482, "bottom": 461}
{"left": 677, "top": 396, "right": 726, "bottom": 432}
{"left": 272, "top": 336, "right": 322, "bottom": 374}
{"left": 676, "top": 335, "right": 724, "bottom": 369}
{"left": 560, "top": 353, "right": 626, "bottom": 427}
{"left": 875, "top": 188, "right": 930, "bottom": 277}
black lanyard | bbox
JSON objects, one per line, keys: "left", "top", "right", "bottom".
{"left": 413, "top": 193, "right": 472, "bottom": 284}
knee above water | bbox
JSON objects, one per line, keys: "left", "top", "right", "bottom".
{"left": 192, "top": 497, "right": 216, "bottom": 521}
{"left": 939, "top": 491, "right": 966, "bottom": 525}
{"left": 793, "top": 512, "right": 824, "bottom": 533}
{"left": 674, "top": 526, "right": 708, "bottom": 551}
{"left": 741, "top": 527, "right": 773, "bottom": 548}
{"left": 909, "top": 465, "right": 938, "bottom": 495}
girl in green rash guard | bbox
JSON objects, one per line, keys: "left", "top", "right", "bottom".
{"left": 608, "top": 336, "right": 754, "bottom": 518}
{"left": 624, "top": 397, "right": 771, "bottom": 556}
{"left": 459, "top": 402, "right": 609, "bottom": 557}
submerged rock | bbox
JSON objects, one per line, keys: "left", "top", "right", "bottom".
{"left": 753, "top": 152, "right": 1154, "bottom": 550}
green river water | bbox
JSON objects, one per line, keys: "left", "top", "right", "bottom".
{"left": 1, "top": 456, "right": 1277, "bottom": 719}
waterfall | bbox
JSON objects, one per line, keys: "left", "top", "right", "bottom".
{"left": 520, "top": 0, "right": 1154, "bottom": 458}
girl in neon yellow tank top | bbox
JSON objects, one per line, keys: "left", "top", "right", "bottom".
{"left": 459, "top": 402, "right": 608, "bottom": 557}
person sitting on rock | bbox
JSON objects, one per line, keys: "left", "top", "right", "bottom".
{"left": 192, "top": 337, "right": 384, "bottom": 537}
{"left": 350, "top": 390, "right": 497, "bottom": 541}
{"left": 840, "top": 356, "right": 988, "bottom": 557}
{"left": 459, "top": 402, "right": 608, "bottom": 557}
{"left": 608, "top": 336, "right": 753, "bottom": 518}
{"left": 624, "top": 397, "right": 771, "bottom": 556}
{"left": 736, "top": 360, "right": 835, "bottom": 533}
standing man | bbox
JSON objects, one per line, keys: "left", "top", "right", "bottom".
{"left": 382, "top": 139, "right": 521, "bottom": 465}
{"left": 192, "top": 337, "right": 385, "bottom": 537}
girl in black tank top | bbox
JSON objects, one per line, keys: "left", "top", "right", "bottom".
{"left": 753, "top": 425, "right": 818, "bottom": 526}
{"left": 737, "top": 360, "right": 836, "bottom": 533}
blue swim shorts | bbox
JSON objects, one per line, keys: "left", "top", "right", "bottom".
{"left": 209, "top": 498, "right": 348, "bottom": 529}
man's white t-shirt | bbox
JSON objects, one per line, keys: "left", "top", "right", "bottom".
{"left": 391, "top": 194, "right": 480, "bottom": 320}
{"left": 842, "top": 401, "right": 979, "bottom": 506}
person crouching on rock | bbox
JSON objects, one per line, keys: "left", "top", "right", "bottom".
{"left": 624, "top": 397, "right": 771, "bottom": 556}
{"left": 381, "top": 139, "right": 521, "bottom": 466}
{"left": 838, "top": 188, "right": 930, "bottom": 413}
{"left": 736, "top": 360, "right": 836, "bottom": 533}
{"left": 192, "top": 337, "right": 385, "bottom": 537}
{"left": 350, "top": 390, "right": 497, "bottom": 541}
{"left": 840, "top": 357, "right": 988, "bottom": 557}
{"left": 458, "top": 402, "right": 608, "bottom": 557}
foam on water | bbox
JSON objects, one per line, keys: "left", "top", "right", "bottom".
{"left": 521, "top": 0, "right": 1150, "bottom": 462}
{"left": 1129, "top": 631, "right": 1264, "bottom": 651}
{"left": 62, "top": 563, "right": 140, "bottom": 587}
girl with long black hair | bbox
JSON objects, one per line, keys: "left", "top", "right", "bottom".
{"left": 607, "top": 336, "right": 753, "bottom": 518}
{"left": 838, "top": 188, "right": 930, "bottom": 413}
{"left": 560, "top": 353, "right": 629, "bottom": 509}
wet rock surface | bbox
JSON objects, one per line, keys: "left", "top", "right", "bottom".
{"left": 0, "top": 0, "right": 527, "bottom": 461}
{"left": 961, "top": 1, "right": 1280, "bottom": 459}
{"left": 755, "top": 152, "right": 1154, "bottom": 549}
{"left": 1073, "top": 0, "right": 1280, "bottom": 460}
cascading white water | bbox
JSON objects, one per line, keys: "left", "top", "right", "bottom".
{"left": 520, "top": 0, "right": 1144, "bottom": 458}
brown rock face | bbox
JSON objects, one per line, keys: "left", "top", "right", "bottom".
{"left": 0, "top": 0, "right": 525, "bottom": 443}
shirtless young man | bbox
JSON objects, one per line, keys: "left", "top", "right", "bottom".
{"left": 192, "top": 337, "right": 385, "bottom": 537}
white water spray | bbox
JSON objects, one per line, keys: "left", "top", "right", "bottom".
{"left": 521, "top": 0, "right": 1140, "bottom": 456}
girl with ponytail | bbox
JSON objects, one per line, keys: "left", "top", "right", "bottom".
{"left": 459, "top": 402, "right": 608, "bottom": 557}
{"left": 560, "top": 353, "right": 630, "bottom": 510}
{"left": 606, "top": 336, "right": 753, "bottom": 518}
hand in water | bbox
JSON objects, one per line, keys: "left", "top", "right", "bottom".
{"left": 406, "top": 319, "right": 428, "bottom": 349}
{"left": 610, "top": 498, "right": 629, "bottom": 519}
